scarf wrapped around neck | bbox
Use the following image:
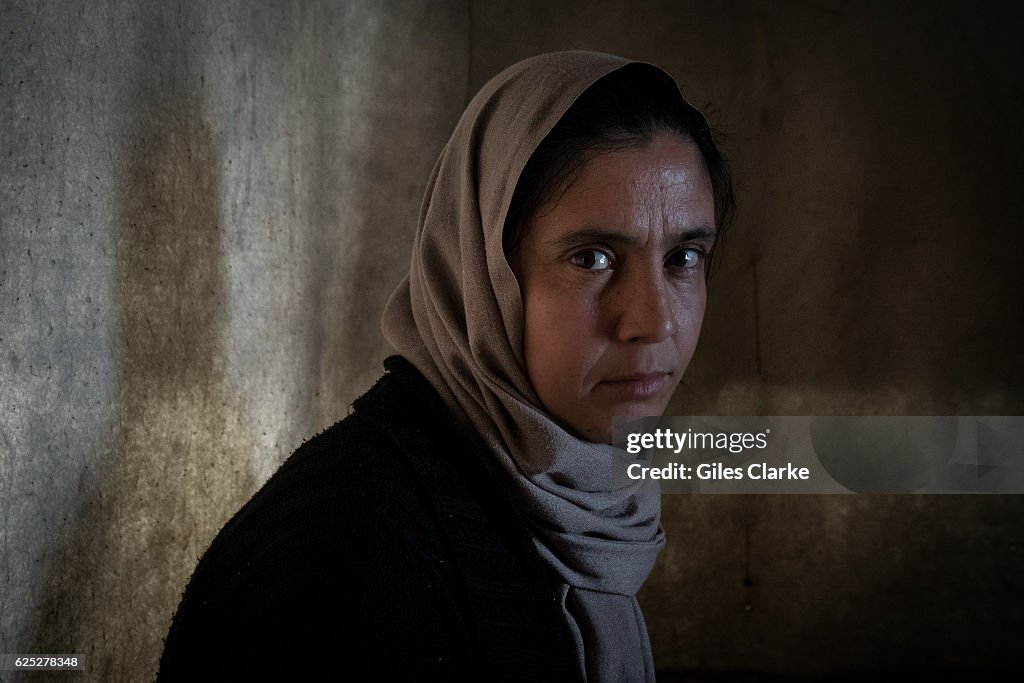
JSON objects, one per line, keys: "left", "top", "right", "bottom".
{"left": 383, "top": 50, "right": 689, "bottom": 682}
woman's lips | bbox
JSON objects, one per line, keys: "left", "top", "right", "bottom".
{"left": 597, "top": 372, "right": 670, "bottom": 400}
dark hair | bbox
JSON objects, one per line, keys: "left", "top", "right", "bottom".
{"left": 503, "top": 64, "right": 735, "bottom": 277}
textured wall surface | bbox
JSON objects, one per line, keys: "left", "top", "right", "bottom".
{"left": 2, "top": 1, "right": 467, "bottom": 680}
{"left": 469, "top": 0, "right": 1024, "bottom": 676}
{"left": 3, "top": 0, "right": 1023, "bottom": 681}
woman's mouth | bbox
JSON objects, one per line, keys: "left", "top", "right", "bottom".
{"left": 598, "top": 372, "right": 670, "bottom": 400}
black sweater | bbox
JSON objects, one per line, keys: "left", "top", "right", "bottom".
{"left": 158, "top": 356, "right": 581, "bottom": 681}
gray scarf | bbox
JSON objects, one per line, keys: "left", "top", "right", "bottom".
{"left": 382, "top": 51, "right": 676, "bottom": 682}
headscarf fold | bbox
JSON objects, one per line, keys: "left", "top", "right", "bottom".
{"left": 383, "top": 50, "right": 688, "bottom": 682}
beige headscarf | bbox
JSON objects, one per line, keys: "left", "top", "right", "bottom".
{"left": 383, "top": 51, "right": 682, "bottom": 681}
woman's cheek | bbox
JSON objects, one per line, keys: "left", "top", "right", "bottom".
{"left": 526, "top": 285, "right": 601, "bottom": 386}
{"left": 672, "top": 277, "right": 706, "bottom": 318}
{"left": 672, "top": 287, "right": 707, "bottom": 359}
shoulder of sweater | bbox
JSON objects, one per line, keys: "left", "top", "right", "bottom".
{"left": 171, "top": 370, "right": 460, "bottom": 605}
{"left": 224, "top": 356, "right": 447, "bottom": 524}
{"left": 196, "top": 412, "right": 442, "bottom": 584}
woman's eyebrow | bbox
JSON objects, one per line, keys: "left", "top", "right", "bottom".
{"left": 546, "top": 225, "right": 717, "bottom": 249}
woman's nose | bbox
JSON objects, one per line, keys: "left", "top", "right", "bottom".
{"left": 612, "top": 269, "right": 675, "bottom": 344}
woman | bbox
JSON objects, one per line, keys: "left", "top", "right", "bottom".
{"left": 159, "top": 51, "right": 733, "bottom": 681}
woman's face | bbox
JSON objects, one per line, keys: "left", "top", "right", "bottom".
{"left": 508, "top": 134, "right": 715, "bottom": 443}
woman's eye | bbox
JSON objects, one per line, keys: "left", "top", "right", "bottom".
{"left": 668, "top": 248, "right": 703, "bottom": 270}
{"left": 571, "top": 249, "right": 612, "bottom": 270}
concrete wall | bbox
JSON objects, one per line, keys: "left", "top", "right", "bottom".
{"left": 2, "top": 0, "right": 1022, "bottom": 680}
{"left": 2, "top": 1, "right": 467, "bottom": 680}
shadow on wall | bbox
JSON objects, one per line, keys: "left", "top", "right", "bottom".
{"left": 23, "top": 19, "right": 258, "bottom": 680}
{"left": 294, "top": 2, "right": 453, "bottom": 420}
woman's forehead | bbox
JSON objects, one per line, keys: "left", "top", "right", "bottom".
{"left": 527, "top": 137, "right": 715, "bottom": 243}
